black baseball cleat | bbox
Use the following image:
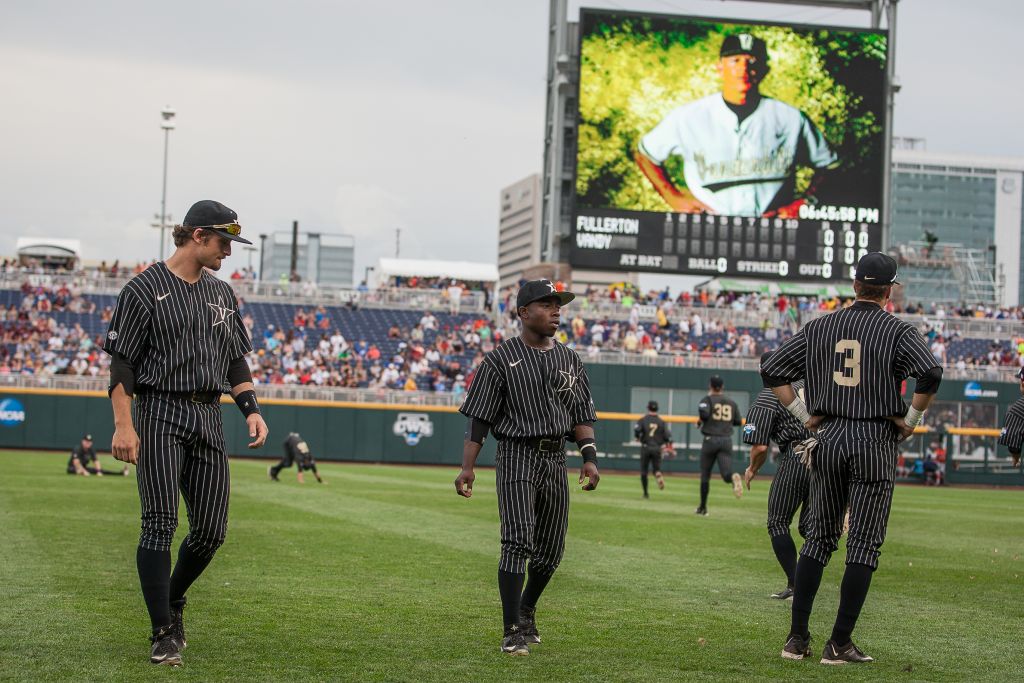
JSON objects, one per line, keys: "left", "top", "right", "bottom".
{"left": 820, "top": 639, "right": 874, "bottom": 665}
{"left": 781, "top": 633, "right": 812, "bottom": 660}
{"left": 771, "top": 587, "right": 795, "bottom": 600}
{"left": 268, "top": 466, "right": 279, "bottom": 482}
{"left": 150, "top": 625, "right": 182, "bottom": 666}
{"left": 519, "top": 605, "right": 541, "bottom": 645}
{"left": 169, "top": 597, "right": 187, "bottom": 649}
{"left": 643, "top": 493, "right": 649, "bottom": 499}
{"left": 695, "top": 506, "right": 708, "bottom": 516}
{"left": 500, "top": 624, "right": 530, "bottom": 656}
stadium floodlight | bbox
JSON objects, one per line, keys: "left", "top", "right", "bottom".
{"left": 158, "top": 106, "right": 176, "bottom": 259}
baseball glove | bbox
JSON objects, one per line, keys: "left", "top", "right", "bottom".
{"left": 792, "top": 437, "right": 819, "bottom": 471}
{"left": 661, "top": 444, "right": 676, "bottom": 459}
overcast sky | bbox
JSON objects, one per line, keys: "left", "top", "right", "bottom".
{"left": 0, "top": 0, "right": 1016, "bottom": 283}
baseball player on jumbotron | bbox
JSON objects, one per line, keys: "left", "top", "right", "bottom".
{"left": 455, "top": 279, "right": 600, "bottom": 657}
{"left": 105, "top": 200, "right": 269, "bottom": 667}
{"left": 635, "top": 32, "right": 838, "bottom": 217}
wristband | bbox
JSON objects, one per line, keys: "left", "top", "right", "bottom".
{"left": 577, "top": 437, "right": 598, "bottom": 464}
{"left": 234, "top": 389, "right": 261, "bottom": 418}
{"left": 785, "top": 396, "right": 812, "bottom": 425}
{"left": 904, "top": 406, "right": 925, "bottom": 429}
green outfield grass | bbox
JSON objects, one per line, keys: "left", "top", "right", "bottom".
{"left": 1, "top": 450, "right": 1022, "bottom": 682}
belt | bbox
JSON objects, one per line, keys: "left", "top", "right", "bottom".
{"left": 138, "top": 388, "right": 220, "bottom": 404}
{"left": 517, "top": 436, "right": 566, "bottom": 453}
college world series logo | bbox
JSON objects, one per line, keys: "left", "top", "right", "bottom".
{"left": 393, "top": 413, "right": 435, "bottom": 446}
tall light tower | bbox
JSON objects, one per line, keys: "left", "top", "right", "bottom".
{"left": 159, "top": 106, "right": 176, "bottom": 260}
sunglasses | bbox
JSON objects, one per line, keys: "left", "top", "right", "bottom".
{"left": 192, "top": 223, "right": 243, "bottom": 236}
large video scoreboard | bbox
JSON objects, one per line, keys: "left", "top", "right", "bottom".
{"left": 571, "top": 9, "right": 888, "bottom": 281}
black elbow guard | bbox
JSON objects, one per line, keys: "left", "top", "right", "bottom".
{"left": 109, "top": 353, "right": 136, "bottom": 397}
{"left": 915, "top": 365, "right": 943, "bottom": 394}
{"left": 465, "top": 418, "right": 490, "bottom": 445}
{"left": 227, "top": 356, "right": 253, "bottom": 387}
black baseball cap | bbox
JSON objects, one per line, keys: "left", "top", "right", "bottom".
{"left": 183, "top": 200, "right": 252, "bottom": 245}
{"left": 83, "top": 433, "right": 93, "bottom": 441}
{"left": 647, "top": 400, "right": 659, "bottom": 412}
{"left": 516, "top": 279, "right": 575, "bottom": 310}
{"left": 1017, "top": 366, "right": 1024, "bottom": 381}
{"left": 854, "top": 252, "right": 900, "bottom": 285}
{"left": 709, "top": 375, "right": 724, "bottom": 389}
{"left": 720, "top": 33, "right": 768, "bottom": 61}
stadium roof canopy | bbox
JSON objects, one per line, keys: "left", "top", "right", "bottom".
{"left": 377, "top": 258, "right": 499, "bottom": 282}
{"left": 15, "top": 237, "right": 81, "bottom": 260}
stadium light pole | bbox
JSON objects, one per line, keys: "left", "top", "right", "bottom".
{"left": 159, "top": 106, "right": 176, "bottom": 261}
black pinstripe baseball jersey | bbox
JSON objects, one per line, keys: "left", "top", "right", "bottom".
{"left": 103, "top": 262, "right": 252, "bottom": 392}
{"left": 636, "top": 414, "right": 671, "bottom": 447}
{"left": 998, "top": 398, "right": 1024, "bottom": 453}
{"left": 743, "top": 380, "right": 809, "bottom": 454}
{"left": 698, "top": 394, "right": 741, "bottom": 436}
{"left": 459, "top": 336, "right": 596, "bottom": 437}
{"left": 760, "top": 301, "right": 939, "bottom": 419}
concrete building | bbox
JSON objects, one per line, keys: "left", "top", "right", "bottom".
{"left": 497, "top": 174, "right": 542, "bottom": 289}
{"left": 891, "top": 147, "right": 1024, "bottom": 307}
{"left": 259, "top": 231, "right": 355, "bottom": 286}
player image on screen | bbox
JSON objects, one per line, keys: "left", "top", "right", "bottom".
{"left": 635, "top": 33, "right": 838, "bottom": 218}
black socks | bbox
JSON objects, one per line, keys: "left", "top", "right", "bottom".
{"left": 831, "top": 563, "right": 874, "bottom": 646}
{"left": 520, "top": 566, "right": 554, "bottom": 610}
{"left": 641, "top": 475, "right": 649, "bottom": 496}
{"left": 169, "top": 539, "right": 215, "bottom": 604}
{"left": 498, "top": 570, "right": 525, "bottom": 628}
{"left": 137, "top": 547, "right": 171, "bottom": 631}
{"left": 771, "top": 534, "right": 798, "bottom": 587}
{"left": 699, "top": 481, "right": 710, "bottom": 508}
{"left": 790, "top": 555, "right": 825, "bottom": 638}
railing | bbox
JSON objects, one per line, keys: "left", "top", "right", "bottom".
{"left": 0, "top": 373, "right": 465, "bottom": 407}
{"left": 567, "top": 298, "right": 1024, "bottom": 338}
{"left": 0, "top": 271, "right": 488, "bottom": 315}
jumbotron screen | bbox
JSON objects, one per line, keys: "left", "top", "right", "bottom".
{"left": 571, "top": 9, "right": 888, "bottom": 281}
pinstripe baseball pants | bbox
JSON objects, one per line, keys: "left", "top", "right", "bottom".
{"left": 495, "top": 441, "right": 570, "bottom": 575}
{"left": 135, "top": 393, "right": 230, "bottom": 558}
{"left": 767, "top": 452, "right": 811, "bottom": 539}
{"left": 800, "top": 419, "right": 897, "bottom": 570}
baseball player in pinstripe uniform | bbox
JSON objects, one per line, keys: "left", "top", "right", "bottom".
{"left": 760, "top": 252, "right": 942, "bottom": 665}
{"left": 635, "top": 401, "right": 673, "bottom": 498}
{"left": 105, "top": 200, "right": 269, "bottom": 667}
{"left": 998, "top": 366, "right": 1024, "bottom": 467}
{"left": 455, "top": 279, "right": 600, "bottom": 656}
{"left": 742, "top": 364, "right": 811, "bottom": 600}
{"left": 696, "top": 376, "right": 743, "bottom": 514}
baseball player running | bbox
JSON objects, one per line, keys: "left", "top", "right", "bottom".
{"left": 105, "top": 200, "right": 269, "bottom": 667}
{"left": 455, "top": 279, "right": 600, "bottom": 656}
{"left": 635, "top": 33, "right": 837, "bottom": 217}
{"left": 760, "top": 252, "right": 941, "bottom": 665}
{"left": 269, "top": 432, "right": 324, "bottom": 484}
{"left": 743, "top": 365, "right": 811, "bottom": 600}
{"left": 998, "top": 367, "right": 1024, "bottom": 466}
{"left": 634, "top": 400, "right": 673, "bottom": 498}
{"left": 696, "top": 375, "right": 743, "bottom": 514}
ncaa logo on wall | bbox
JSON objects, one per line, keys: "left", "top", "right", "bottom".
{"left": 0, "top": 398, "right": 26, "bottom": 427}
{"left": 393, "top": 413, "right": 434, "bottom": 446}
{"left": 964, "top": 382, "right": 998, "bottom": 400}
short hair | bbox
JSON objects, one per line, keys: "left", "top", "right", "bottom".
{"left": 172, "top": 225, "right": 215, "bottom": 247}
{"left": 853, "top": 280, "right": 891, "bottom": 302}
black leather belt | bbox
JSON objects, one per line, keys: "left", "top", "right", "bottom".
{"left": 138, "top": 389, "right": 220, "bottom": 404}
{"left": 522, "top": 436, "right": 566, "bottom": 453}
